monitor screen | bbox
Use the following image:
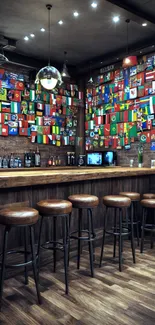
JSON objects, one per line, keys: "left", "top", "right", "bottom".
{"left": 103, "top": 151, "right": 115, "bottom": 166}
{"left": 87, "top": 153, "right": 103, "bottom": 166}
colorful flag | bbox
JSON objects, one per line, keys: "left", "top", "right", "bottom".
{"left": 30, "top": 90, "right": 35, "bottom": 101}
{"left": 110, "top": 123, "right": 117, "bottom": 135}
{"left": 11, "top": 102, "right": 21, "bottom": 114}
{"left": 1, "top": 102, "right": 11, "bottom": 113}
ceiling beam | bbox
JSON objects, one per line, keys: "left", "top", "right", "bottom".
{"left": 105, "top": 0, "right": 155, "bottom": 30}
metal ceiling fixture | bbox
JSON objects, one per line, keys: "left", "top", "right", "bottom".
{"left": 122, "top": 19, "right": 138, "bottom": 68}
{"left": 61, "top": 51, "right": 71, "bottom": 79}
{"left": 35, "top": 4, "right": 62, "bottom": 90}
{"left": 0, "top": 46, "right": 8, "bottom": 66}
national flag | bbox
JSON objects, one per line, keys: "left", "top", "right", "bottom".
{"left": 98, "top": 125, "right": 104, "bottom": 136}
{"left": 146, "top": 71, "right": 155, "bottom": 82}
{"left": 26, "top": 115, "right": 35, "bottom": 124}
{"left": 140, "top": 132, "right": 151, "bottom": 143}
{"left": 62, "top": 136, "right": 69, "bottom": 145}
{"left": 85, "top": 120, "right": 94, "bottom": 130}
{"left": 151, "top": 130, "right": 155, "bottom": 141}
{"left": 128, "top": 124, "right": 137, "bottom": 138}
{"left": 37, "top": 135, "right": 43, "bottom": 144}
{"left": 123, "top": 111, "right": 129, "bottom": 122}
{"left": 145, "top": 82, "right": 152, "bottom": 96}
{"left": 2, "top": 125, "right": 8, "bottom": 136}
{"left": 36, "top": 111, "right": 43, "bottom": 117}
{"left": 43, "top": 135, "right": 49, "bottom": 144}
{"left": 36, "top": 116, "right": 43, "bottom": 126}
{"left": 19, "top": 128, "right": 28, "bottom": 136}
{"left": 117, "top": 123, "right": 124, "bottom": 135}
{"left": 28, "top": 102, "right": 35, "bottom": 114}
{"left": 1, "top": 102, "right": 11, "bottom": 113}
{"left": 110, "top": 112, "right": 120, "bottom": 123}
{"left": 37, "top": 103, "right": 44, "bottom": 111}
{"left": 42, "top": 92, "right": 50, "bottom": 103}
{"left": 0, "top": 88, "right": 7, "bottom": 100}
{"left": 130, "top": 88, "right": 137, "bottom": 99}
{"left": 21, "top": 101, "right": 28, "bottom": 114}
{"left": 94, "top": 116, "right": 103, "bottom": 126}
{"left": 15, "top": 81, "right": 24, "bottom": 91}
{"left": 110, "top": 123, "right": 117, "bottom": 135}
{"left": 30, "top": 90, "right": 35, "bottom": 101}
{"left": 150, "top": 96, "right": 155, "bottom": 114}
{"left": 128, "top": 110, "right": 137, "bottom": 122}
{"left": 138, "top": 86, "right": 145, "bottom": 98}
{"left": 147, "top": 120, "right": 152, "bottom": 130}
{"left": 104, "top": 124, "right": 110, "bottom": 136}
{"left": 8, "top": 125, "right": 18, "bottom": 136}
{"left": 43, "top": 126, "right": 50, "bottom": 135}
{"left": 11, "top": 102, "right": 21, "bottom": 113}
{"left": 120, "top": 136, "right": 125, "bottom": 147}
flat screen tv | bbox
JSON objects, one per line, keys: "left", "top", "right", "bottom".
{"left": 86, "top": 152, "right": 103, "bottom": 166}
{"left": 102, "top": 151, "right": 117, "bottom": 166}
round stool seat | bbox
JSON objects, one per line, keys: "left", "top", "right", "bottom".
{"left": 103, "top": 195, "right": 131, "bottom": 208}
{"left": 141, "top": 199, "right": 155, "bottom": 208}
{"left": 119, "top": 192, "right": 140, "bottom": 201}
{"left": 68, "top": 194, "right": 99, "bottom": 208}
{"left": 143, "top": 193, "right": 155, "bottom": 199}
{"left": 37, "top": 199, "right": 72, "bottom": 215}
{"left": 0, "top": 207, "right": 39, "bottom": 226}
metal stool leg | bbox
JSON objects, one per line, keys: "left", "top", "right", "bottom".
{"left": 0, "top": 227, "right": 9, "bottom": 310}
{"left": 89, "top": 208, "right": 95, "bottom": 262}
{"left": 68, "top": 213, "right": 71, "bottom": 266}
{"left": 130, "top": 206, "right": 136, "bottom": 264}
{"left": 53, "top": 216, "right": 57, "bottom": 273}
{"left": 119, "top": 208, "right": 123, "bottom": 272}
{"left": 141, "top": 208, "right": 146, "bottom": 253}
{"left": 87, "top": 209, "right": 94, "bottom": 277}
{"left": 62, "top": 216, "right": 68, "bottom": 294}
{"left": 134, "top": 202, "right": 139, "bottom": 247}
{"left": 99, "top": 207, "right": 108, "bottom": 267}
{"left": 113, "top": 208, "right": 117, "bottom": 258}
{"left": 30, "top": 226, "right": 42, "bottom": 304}
{"left": 24, "top": 227, "right": 29, "bottom": 285}
{"left": 77, "top": 209, "right": 82, "bottom": 270}
{"left": 37, "top": 216, "right": 43, "bottom": 279}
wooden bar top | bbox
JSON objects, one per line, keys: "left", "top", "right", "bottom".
{"left": 0, "top": 167, "right": 155, "bottom": 188}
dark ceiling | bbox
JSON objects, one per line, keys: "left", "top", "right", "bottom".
{"left": 0, "top": 0, "right": 155, "bottom": 71}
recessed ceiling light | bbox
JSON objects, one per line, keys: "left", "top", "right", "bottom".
{"left": 30, "top": 33, "right": 35, "bottom": 38}
{"left": 91, "top": 2, "right": 98, "bottom": 8}
{"left": 40, "top": 28, "right": 45, "bottom": 32}
{"left": 142, "top": 23, "right": 147, "bottom": 27}
{"left": 58, "top": 20, "right": 63, "bottom": 25}
{"left": 140, "top": 51, "right": 142, "bottom": 54}
{"left": 117, "top": 57, "right": 119, "bottom": 60}
{"left": 73, "top": 11, "right": 79, "bottom": 17}
{"left": 113, "top": 16, "right": 120, "bottom": 23}
{"left": 24, "top": 36, "right": 29, "bottom": 41}
{"left": 100, "top": 61, "right": 103, "bottom": 64}
{"left": 152, "top": 45, "right": 154, "bottom": 48}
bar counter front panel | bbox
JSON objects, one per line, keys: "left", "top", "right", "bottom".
{"left": 0, "top": 167, "right": 154, "bottom": 250}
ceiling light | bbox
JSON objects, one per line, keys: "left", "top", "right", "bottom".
{"left": 73, "top": 11, "right": 79, "bottom": 17}
{"left": 152, "top": 45, "right": 154, "bottom": 48}
{"left": 142, "top": 23, "right": 147, "bottom": 27}
{"left": 140, "top": 51, "right": 142, "bottom": 54}
{"left": 35, "top": 5, "right": 62, "bottom": 90}
{"left": 40, "top": 28, "right": 45, "bottom": 32}
{"left": 24, "top": 36, "right": 29, "bottom": 41}
{"left": 30, "top": 33, "right": 35, "bottom": 38}
{"left": 91, "top": 2, "right": 98, "bottom": 8}
{"left": 100, "top": 61, "right": 103, "bottom": 64}
{"left": 61, "top": 51, "right": 71, "bottom": 79}
{"left": 58, "top": 20, "right": 63, "bottom": 25}
{"left": 113, "top": 16, "right": 120, "bottom": 23}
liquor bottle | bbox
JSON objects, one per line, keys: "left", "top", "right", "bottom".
{"left": 9, "top": 153, "right": 14, "bottom": 168}
{"left": 48, "top": 155, "right": 52, "bottom": 167}
{"left": 14, "top": 157, "right": 19, "bottom": 168}
{"left": 71, "top": 152, "right": 75, "bottom": 166}
{"left": 24, "top": 152, "right": 31, "bottom": 168}
{"left": 3, "top": 156, "right": 8, "bottom": 168}
{"left": 35, "top": 147, "right": 41, "bottom": 167}
{"left": 0, "top": 157, "right": 2, "bottom": 168}
{"left": 67, "top": 152, "right": 71, "bottom": 166}
{"left": 18, "top": 157, "right": 22, "bottom": 168}
{"left": 138, "top": 144, "right": 143, "bottom": 168}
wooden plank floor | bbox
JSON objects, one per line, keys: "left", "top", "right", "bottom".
{"left": 0, "top": 241, "right": 155, "bottom": 325}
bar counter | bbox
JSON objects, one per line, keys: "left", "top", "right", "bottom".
{"left": 0, "top": 167, "right": 154, "bottom": 250}
{"left": 0, "top": 167, "right": 155, "bottom": 188}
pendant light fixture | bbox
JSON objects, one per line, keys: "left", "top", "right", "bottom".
{"left": 35, "top": 4, "right": 62, "bottom": 90}
{"left": 122, "top": 19, "right": 138, "bottom": 68}
{"left": 61, "top": 51, "right": 71, "bottom": 79}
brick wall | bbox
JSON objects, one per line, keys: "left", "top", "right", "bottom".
{"left": 117, "top": 142, "right": 155, "bottom": 167}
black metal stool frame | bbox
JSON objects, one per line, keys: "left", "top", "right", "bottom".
{"left": 0, "top": 224, "right": 41, "bottom": 310}
{"left": 141, "top": 207, "right": 155, "bottom": 253}
{"left": 100, "top": 207, "right": 136, "bottom": 272}
{"left": 69, "top": 207, "right": 96, "bottom": 278}
{"left": 127, "top": 201, "right": 140, "bottom": 246}
{"left": 37, "top": 213, "right": 70, "bottom": 294}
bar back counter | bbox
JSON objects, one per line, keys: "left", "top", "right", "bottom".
{"left": 0, "top": 167, "right": 154, "bottom": 251}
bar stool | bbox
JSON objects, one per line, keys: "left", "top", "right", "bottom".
{"left": 68, "top": 194, "right": 99, "bottom": 277}
{"left": 100, "top": 195, "right": 136, "bottom": 272}
{"left": 119, "top": 192, "right": 140, "bottom": 246}
{"left": 37, "top": 199, "right": 72, "bottom": 294}
{"left": 143, "top": 194, "right": 155, "bottom": 199}
{"left": 0, "top": 207, "right": 41, "bottom": 309}
{"left": 141, "top": 199, "right": 155, "bottom": 253}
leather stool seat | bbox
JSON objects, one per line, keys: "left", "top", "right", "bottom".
{"left": 141, "top": 199, "right": 155, "bottom": 208}
{"left": 68, "top": 194, "right": 99, "bottom": 208}
{"left": 143, "top": 193, "right": 155, "bottom": 199}
{"left": 103, "top": 195, "right": 131, "bottom": 208}
{"left": 119, "top": 192, "right": 140, "bottom": 201}
{"left": 0, "top": 207, "right": 39, "bottom": 226}
{"left": 37, "top": 199, "right": 72, "bottom": 215}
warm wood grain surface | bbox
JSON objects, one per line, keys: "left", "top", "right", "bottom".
{"left": 1, "top": 242, "right": 155, "bottom": 324}
{"left": 0, "top": 167, "right": 155, "bottom": 188}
